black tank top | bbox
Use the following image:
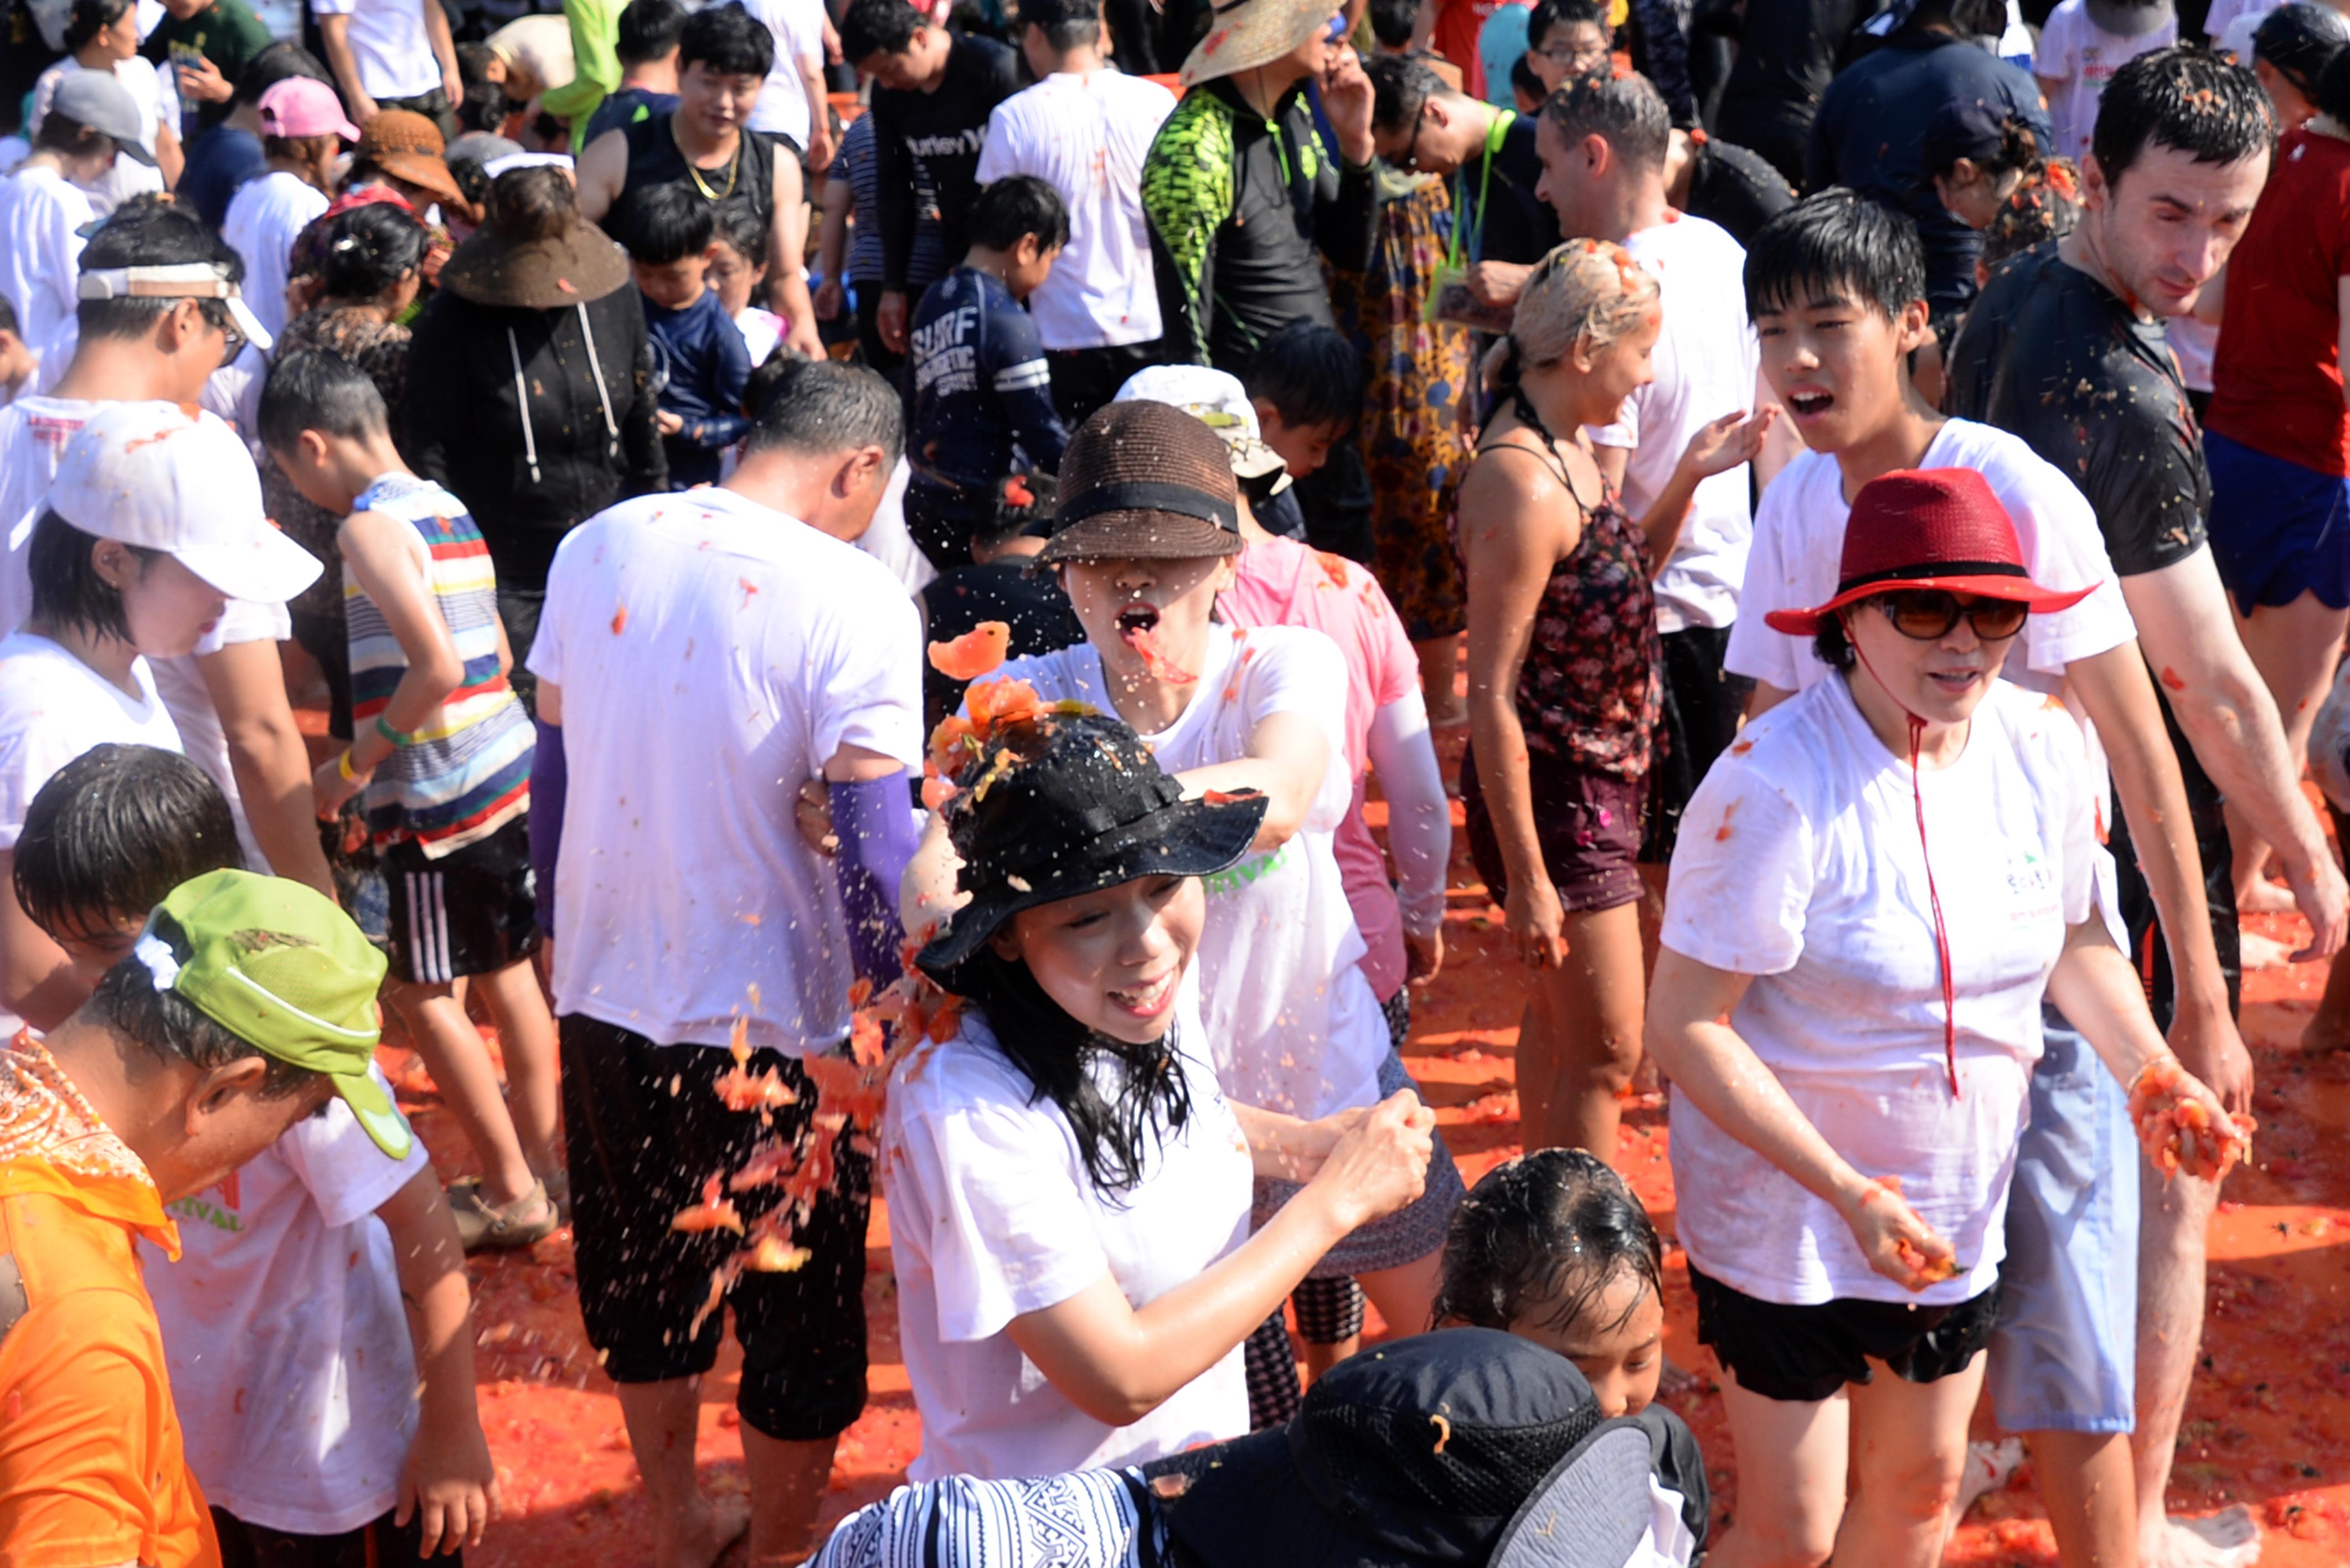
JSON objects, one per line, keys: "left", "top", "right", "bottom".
{"left": 605, "top": 111, "right": 775, "bottom": 246}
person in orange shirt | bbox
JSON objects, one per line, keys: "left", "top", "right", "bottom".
{"left": 0, "top": 869, "right": 399, "bottom": 1568}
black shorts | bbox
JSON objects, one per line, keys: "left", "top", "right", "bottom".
{"left": 212, "top": 1505, "right": 452, "bottom": 1568}
{"left": 1462, "top": 745, "right": 1646, "bottom": 916}
{"left": 1640, "top": 624, "right": 1753, "bottom": 864}
{"left": 382, "top": 816, "right": 540, "bottom": 986}
{"left": 560, "top": 1015, "right": 871, "bottom": 1442}
{"left": 1689, "top": 1264, "right": 2001, "bottom": 1404}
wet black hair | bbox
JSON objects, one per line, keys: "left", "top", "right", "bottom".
{"left": 1435, "top": 1149, "right": 1665, "bottom": 1338}
{"left": 1924, "top": 112, "right": 2044, "bottom": 186}
{"left": 457, "top": 77, "right": 513, "bottom": 134}
{"left": 842, "top": 0, "right": 924, "bottom": 63}
{"left": 951, "top": 944, "right": 1195, "bottom": 1198}
{"left": 2090, "top": 45, "right": 2276, "bottom": 189}
{"left": 1511, "top": 51, "right": 1545, "bottom": 105}
{"left": 712, "top": 201, "right": 771, "bottom": 267}
{"left": 970, "top": 174, "right": 1069, "bottom": 253}
{"left": 1368, "top": 52, "right": 1446, "bottom": 136}
{"left": 618, "top": 0, "right": 689, "bottom": 65}
{"left": 1542, "top": 68, "right": 1671, "bottom": 175}
{"left": 315, "top": 202, "right": 428, "bottom": 301}
{"left": 63, "top": 0, "right": 132, "bottom": 53}
{"left": 1744, "top": 187, "right": 1927, "bottom": 322}
{"left": 14, "top": 745, "right": 241, "bottom": 946}
{"left": 625, "top": 179, "right": 718, "bottom": 264}
{"left": 743, "top": 356, "right": 905, "bottom": 465}
{"left": 1813, "top": 611, "right": 1857, "bottom": 671}
{"left": 2313, "top": 40, "right": 2350, "bottom": 125}
{"left": 1369, "top": 0, "right": 1419, "bottom": 49}
{"left": 233, "top": 39, "right": 332, "bottom": 106}
{"left": 259, "top": 348, "right": 391, "bottom": 452}
{"left": 1244, "top": 319, "right": 1363, "bottom": 433}
{"left": 678, "top": 4, "right": 775, "bottom": 79}
{"left": 89, "top": 929, "right": 318, "bottom": 1099}
{"left": 1525, "top": 0, "right": 1607, "bottom": 51}
{"left": 2254, "top": 4, "right": 2350, "bottom": 94}
{"left": 25, "top": 510, "right": 158, "bottom": 643}
{"left": 456, "top": 39, "right": 501, "bottom": 88}
{"left": 1021, "top": 0, "right": 1103, "bottom": 51}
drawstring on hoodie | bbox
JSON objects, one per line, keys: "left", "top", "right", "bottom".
{"left": 506, "top": 327, "right": 539, "bottom": 484}
{"left": 577, "top": 303, "right": 620, "bottom": 458}
{"left": 508, "top": 307, "right": 624, "bottom": 481}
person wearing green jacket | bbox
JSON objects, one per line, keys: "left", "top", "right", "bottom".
{"left": 543, "top": 0, "right": 625, "bottom": 151}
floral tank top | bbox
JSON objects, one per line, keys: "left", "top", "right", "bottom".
{"left": 1479, "top": 406, "right": 1661, "bottom": 780}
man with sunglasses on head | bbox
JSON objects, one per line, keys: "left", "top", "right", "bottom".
{"left": 0, "top": 201, "right": 334, "bottom": 904}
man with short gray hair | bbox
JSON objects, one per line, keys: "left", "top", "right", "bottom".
{"left": 525, "top": 357, "right": 923, "bottom": 1568}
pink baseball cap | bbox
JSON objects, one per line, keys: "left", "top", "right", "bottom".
{"left": 257, "top": 78, "right": 361, "bottom": 142}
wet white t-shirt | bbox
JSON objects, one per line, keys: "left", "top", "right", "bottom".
{"left": 990, "top": 625, "right": 1390, "bottom": 1118}
{"left": 143, "top": 1070, "right": 430, "bottom": 1535}
{"left": 882, "top": 976, "right": 1252, "bottom": 1481}
{"left": 0, "top": 167, "right": 94, "bottom": 359}
{"left": 1661, "top": 677, "right": 2098, "bottom": 1306}
{"left": 223, "top": 170, "right": 330, "bottom": 341}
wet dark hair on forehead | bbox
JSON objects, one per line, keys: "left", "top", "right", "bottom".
{"left": 14, "top": 745, "right": 241, "bottom": 945}
{"left": 260, "top": 348, "right": 392, "bottom": 451}
{"left": 624, "top": 179, "right": 717, "bottom": 264}
{"left": 678, "top": 4, "right": 774, "bottom": 79}
{"left": 1368, "top": 0, "right": 1417, "bottom": 47}
{"left": 1244, "top": 319, "right": 1363, "bottom": 433}
{"left": 971, "top": 173, "right": 1069, "bottom": 253}
{"left": 618, "top": 0, "right": 688, "bottom": 65}
{"left": 2091, "top": 45, "right": 2276, "bottom": 189}
{"left": 841, "top": 0, "right": 924, "bottom": 63}
{"left": 1435, "top": 1149, "right": 1664, "bottom": 1338}
{"left": 1744, "top": 187, "right": 1926, "bottom": 322}
{"left": 1526, "top": 0, "right": 1607, "bottom": 51}
{"left": 1368, "top": 52, "right": 1446, "bottom": 136}
{"left": 1541, "top": 69, "right": 1671, "bottom": 176}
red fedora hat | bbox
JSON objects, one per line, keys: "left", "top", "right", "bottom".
{"left": 1764, "top": 467, "right": 2099, "bottom": 637}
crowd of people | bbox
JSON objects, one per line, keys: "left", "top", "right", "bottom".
{"left": 0, "top": 0, "right": 2343, "bottom": 1559}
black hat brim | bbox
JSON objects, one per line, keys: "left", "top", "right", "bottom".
{"left": 1142, "top": 1429, "right": 1448, "bottom": 1568}
{"left": 915, "top": 790, "right": 1268, "bottom": 988}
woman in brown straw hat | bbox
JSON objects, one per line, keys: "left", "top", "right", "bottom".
{"left": 1645, "top": 468, "right": 2247, "bottom": 1568}
{"left": 401, "top": 163, "right": 665, "bottom": 708}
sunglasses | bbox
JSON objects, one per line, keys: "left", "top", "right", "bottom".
{"left": 1870, "top": 589, "right": 2031, "bottom": 641}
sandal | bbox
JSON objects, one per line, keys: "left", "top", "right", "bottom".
{"left": 449, "top": 1179, "right": 558, "bottom": 1252}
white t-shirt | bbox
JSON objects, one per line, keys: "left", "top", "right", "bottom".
{"left": 0, "top": 394, "right": 100, "bottom": 636}
{"left": 2204, "top": 0, "right": 2276, "bottom": 46}
{"left": 527, "top": 488, "right": 924, "bottom": 1055}
{"left": 1661, "top": 676, "right": 2099, "bottom": 1306}
{"left": 143, "top": 1069, "right": 429, "bottom": 1535}
{"left": 991, "top": 625, "right": 1389, "bottom": 1118}
{"left": 311, "top": 0, "right": 442, "bottom": 100}
{"left": 855, "top": 458, "right": 938, "bottom": 597}
{"left": 881, "top": 979, "right": 1252, "bottom": 1481}
{"left": 973, "top": 70, "right": 1177, "bottom": 351}
{"left": 742, "top": 0, "right": 828, "bottom": 145}
{"left": 1586, "top": 213, "right": 1759, "bottom": 633}
{"left": 150, "top": 595, "right": 298, "bottom": 874}
{"left": 2037, "top": 0, "right": 2178, "bottom": 162}
{"left": 0, "top": 166, "right": 94, "bottom": 359}
{"left": 224, "top": 171, "right": 330, "bottom": 342}
{"left": 29, "top": 59, "right": 176, "bottom": 215}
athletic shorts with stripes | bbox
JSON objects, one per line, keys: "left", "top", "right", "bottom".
{"left": 382, "top": 816, "right": 542, "bottom": 984}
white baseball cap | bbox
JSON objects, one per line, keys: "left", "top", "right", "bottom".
{"left": 48, "top": 403, "right": 322, "bottom": 606}
{"left": 1114, "top": 364, "right": 1292, "bottom": 493}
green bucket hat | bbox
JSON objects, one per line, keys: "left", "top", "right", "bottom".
{"left": 135, "top": 870, "right": 408, "bottom": 1159}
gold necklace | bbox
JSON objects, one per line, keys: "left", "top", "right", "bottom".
{"left": 671, "top": 115, "right": 740, "bottom": 202}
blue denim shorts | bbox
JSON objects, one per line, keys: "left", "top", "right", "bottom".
{"left": 1987, "top": 1005, "right": 2141, "bottom": 1433}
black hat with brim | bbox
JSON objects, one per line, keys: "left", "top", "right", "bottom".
{"left": 915, "top": 711, "right": 1267, "bottom": 988}
{"left": 1141, "top": 1330, "right": 1622, "bottom": 1568}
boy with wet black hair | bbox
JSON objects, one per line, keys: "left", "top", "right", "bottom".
{"left": 627, "top": 180, "right": 751, "bottom": 488}
{"left": 1241, "top": 319, "right": 1368, "bottom": 554}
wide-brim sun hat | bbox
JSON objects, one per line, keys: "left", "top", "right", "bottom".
{"left": 915, "top": 711, "right": 1267, "bottom": 988}
{"left": 1035, "top": 400, "right": 1249, "bottom": 565}
{"left": 358, "top": 110, "right": 465, "bottom": 205}
{"left": 439, "top": 202, "right": 630, "bottom": 308}
{"left": 1181, "top": 0, "right": 1341, "bottom": 86}
{"left": 1140, "top": 1329, "right": 1658, "bottom": 1568}
{"left": 1762, "top": 467, "right": 2098, "bottom": 636}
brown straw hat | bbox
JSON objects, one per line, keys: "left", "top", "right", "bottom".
{"left": 439, "top": 167, "right": 630, "bottom": 309}
{"left": 1037, "top": 400, "right": 1248, "bottom": 564}
{"left": 355, "top": 110, "right": 463, "bottom": 206}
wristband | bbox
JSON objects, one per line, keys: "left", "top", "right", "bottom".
{"left": 336, "top": 749, "right": 362, "bottom": 783}
{"left": 375, "top": 715, "right": 415, "bottom": 747}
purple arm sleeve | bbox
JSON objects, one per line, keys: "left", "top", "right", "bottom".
{"left": 529, "top": 716, "right": 566, "bottom": 939}
{"left": 830, "top": 774, "right": 921, "bottom": 987}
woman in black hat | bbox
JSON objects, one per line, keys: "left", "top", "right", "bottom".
{"left": 883, "top": 706, "right": 1436, "bottom": 1483}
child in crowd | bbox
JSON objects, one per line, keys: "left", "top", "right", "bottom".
{"left": 627, "top": 183, "right": 752, "bottom": 489}
{"left": 14, "top": 744, "right": 501, "bottom": 1566}
{"left": 221, "top": 76, "right": 355, "bottom": 339}
{"left": 1511, "top": 51, "right": 1546, "bottom": 114}
{"left": 260, "top": 350, "right": 560, "bottom": 1254}
{"left": 709, "top": 203, "right": 784, "bottom": 368}
{"left": 0, "top": 293, "right": 36, "bottom": 406}
{"left": 1243, "top": 321, "right": 1364, "bottom": 548}
{"left": 901, "top": 174, "right": 1071, "bottom": 571}
{"left": 916, "top": 471, "right": 1081, "bottom": 733}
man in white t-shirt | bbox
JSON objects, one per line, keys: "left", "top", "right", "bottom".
{"left": 0, "top": 202, "right": 332, "bottom": 900}
{"left": 741, "top": 0, "right": 834, "bottom": 167}
{"left": 527, "top": 359, "right": 920, "bottom": 1567}
{"left": 974, "top": 0, "right": 1177, "bottom": 426}
{"left": 0, "top": 74, "right": 152, "bottom": 357}
{"left": 1533, "top": 68, "right": 1793, "bottom": 870}
{"left": 312, "top": 0, "right": 460, "bottom": 128}
{"left": 1725, "top": 189, "right": 2238, "bottom": 1568}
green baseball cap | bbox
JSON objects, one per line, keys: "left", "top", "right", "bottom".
{"left": 135, "top": 870, "right": 409, "bottom": 1160}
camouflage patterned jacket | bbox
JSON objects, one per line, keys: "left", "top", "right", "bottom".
{"left": 1138, "top": 78, "right": 1378, "bottom": 370}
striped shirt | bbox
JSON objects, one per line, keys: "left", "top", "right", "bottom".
{"left": 345, "top": 472, "right": 533, "bottom": 857}
{"left": 840, "top": 112, "right": 945, "bottom": 290}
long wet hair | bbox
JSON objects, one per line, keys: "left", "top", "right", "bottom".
{"left": 951, "top": 941, "right": 1195, "bottom": 1200}
{"left": 1435, "top": 1149, "right": 1665, "bottom": 1338}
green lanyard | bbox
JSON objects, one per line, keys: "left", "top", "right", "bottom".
{"left": 1447, "top": 109, "right": 1516, "bottom": 271}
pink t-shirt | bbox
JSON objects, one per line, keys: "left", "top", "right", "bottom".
{"left": 1222, "top": 536, "right": 1419, "bottom": 999}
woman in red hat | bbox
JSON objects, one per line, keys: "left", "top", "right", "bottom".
{"left": 1645, "top": 468, "right": 2248, "bottom": 1568}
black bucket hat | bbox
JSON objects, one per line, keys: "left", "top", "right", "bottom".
{"left": 914, "top": 711, "right": 1267, "bottom": 987}
{"left": 1141, "top": 1329, "right": 1655, "bottom": 1568}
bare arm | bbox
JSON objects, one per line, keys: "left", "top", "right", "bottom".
{"left": 153, "top": 120, "right": 183, "bottom": 191}
{"left": 1631, "top": 407, "right": 1777, "bottom": 570}
{"left": 314, "top": 14, "right": 377, "bottom": 122}
{"left": 378, "top": 1165, "right": 500, "bottom": 1556}
{"left": 813, "top": 174, "right": 851, "bottom": 319}
{"left": 195, "top": 638, "right": 336, "bottom": 898}
{"left": 1004, "top": 1091, "right": 1434, "bottom": 1425}
{"left": 770, "top": 153, "right": 821, "bottom": 358}
{"left": 423, "top": 0, "right": 463, "bottom": 106}
{"left": 1171, "top": 709, "right": 1330, "bottom": 852}
{"left": 572, "top": 126, "right": 630, "bottom": 224}
{"left": 798, "top": 54, "right": 833, "bottom": 169}
{"left": 311, "top": 512, "right": 474, "bottom": 815}
{"left": 1410, "top": 0, "right": 1435, "bottom": 50}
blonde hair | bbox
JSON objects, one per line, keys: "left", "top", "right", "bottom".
{"left": 1492, "top": 240, "right": 1660, "bottom": 387}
